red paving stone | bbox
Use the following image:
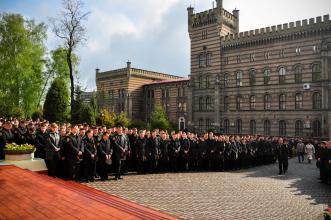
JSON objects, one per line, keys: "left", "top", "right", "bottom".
{"left": 0, "top": 165, "right": 180, "bottom": 220}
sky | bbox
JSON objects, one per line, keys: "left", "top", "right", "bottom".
{"left": 0, "top": 0, "right": 330, "bottom": 91}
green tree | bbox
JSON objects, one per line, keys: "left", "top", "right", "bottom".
{"left": 0, "top": 13, "right": 47, "bottom": 117}
{"left": 149, "top": 106, "right": 171, "bottom": 131}
{"left": 43, "top": 78, "right": 70, "bottom": 122}
{"left": 114, "top": 112, "right": 130, "bottom": 127}
{"left": 71, "top": 86, "right": 84, "bottom": 123}
{"left": 80, "top": 104, "right": 96, "bottom": 125}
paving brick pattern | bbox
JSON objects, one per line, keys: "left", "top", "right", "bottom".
{"left": 86, "top": 159, "right": 331, "bottom": 220}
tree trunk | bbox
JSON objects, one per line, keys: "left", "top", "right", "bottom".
{"left": 67, "top": 50, "right": 75, "bottom": 121}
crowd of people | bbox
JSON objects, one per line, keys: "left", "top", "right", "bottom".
{"left": 0, "top": 118, "right": 330, "bottom": 185}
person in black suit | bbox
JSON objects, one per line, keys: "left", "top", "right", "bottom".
{"left": 13, "top": 120, "right": 27, "bottom": 145}
{"left": 276, "top": 138, "right": 289, "bottom": 175}
{"left": 136, "top": 130, "right": 148, "bottom": 174}
{"left": 97, "top": 132, "right": 112, "bottom": 181}
{"left": 45, "top": 123, "right": 61, "bottom": 177}
{"left": 82, "top": 130, "right": 97, "bottom": 182}
{"left": 0, "top": 121, "right": 14, "bottom": 159}
{"left": 147, "top": 130, "right": 160, "bottom": 173}
{"left": 112, "top": 126, "right": 127, "bottom": 180}
{"left": 65, "top": 125, "right": 83, "bottom": 181}
{"left": 35, "top": 123, "right": 48, "bottom": 159}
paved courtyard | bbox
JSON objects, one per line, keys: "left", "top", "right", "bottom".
{"left": 86, "top": 159, "right": 331, "bottom": 220}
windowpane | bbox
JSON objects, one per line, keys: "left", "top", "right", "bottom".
{"left": 264, "top": 69, "right": 270, "bottom": 85}
{"left": 312, "top": 63, "right": 321, "bottom": 81}
{"left": 236, "top": 71, "right": 242, "bottom": 87}
{"left": 279, "top": 120, "right": 286, "bottom": 136}
{"left": 264, "top": 120, "right": 271, "bottom": 136}
{"left": 295, "top": 120, "right": 303, "bottom": 136}
{"left": 236, "top": 119, "right": 242, "bottom": 134}
{"left": 312, "top": 120, "right": 321, "bottom": 137}
{"left": 279, "top": 67, "right": 286, "bottom": 84}
{"left": 294, "top": 65, "right": 303, "bottom": 83}
{"left": 250, "top": 120, "right": 256, "bottom": 135}
{"left": 279, "top": 94, "right": 286, "bottom": 110}
{"left": 264, "top": 94, "right": 271, "bottom": 110}
{"left": 236, "top": 96, "right": 242, "bottom": 110}
{"left": 313, "top": 92, "right": 322, "bottom": 110}
{"left": 295, "top": 93, "right": 303, "bottom": 110}
{"left": 249, "top": 69, "right": 256, "bottom": 86}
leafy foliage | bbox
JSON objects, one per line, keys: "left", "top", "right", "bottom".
{"left": 149, "top": 106, "right": 171, "bottom": 131}
{"left": 43, "top": 78, "right": 70, "bottom": 122}
{"left": 0, "top": 13, "right": 47, "bottom": 117}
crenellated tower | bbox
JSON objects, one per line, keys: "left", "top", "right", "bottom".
{"left": 186, "top": 1, "right": 239, "bottom": 132}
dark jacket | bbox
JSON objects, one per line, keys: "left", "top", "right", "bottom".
{"left": 45, "top": 132, "right": 60, "bottom": 160}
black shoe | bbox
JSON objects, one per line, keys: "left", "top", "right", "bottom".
{"left": 278, "top": 172, "right": 283, "bottom": 175}
{"left": 118, "top": 177, "right": 123, "bottom": 180}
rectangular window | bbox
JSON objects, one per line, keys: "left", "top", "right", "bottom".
{"left": 264, "top": 52, "right": 270, "bottom": 60}
{"left": 279, "top": 49, "right": 285, "bottom": 58}
{"left": 236, "top": 72, "right": 243, "bottom": 87}
{"left": 250, "top": 54, "right": 255, "bottom": 62}
{"left": 295, "top": 47, "right": 301, "bottom": 56}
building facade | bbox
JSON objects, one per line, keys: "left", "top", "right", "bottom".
{"left": 96, "top": 0, "right": 331, "bottom": 138}
{"left": 96, "top": 62, "right": 183, "bottom": 121}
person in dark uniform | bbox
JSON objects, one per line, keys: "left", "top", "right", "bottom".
{"left": 198, "top": 134, "right": 207, "bottom": 171}
{"left": 57, "top": 126, "right": 68, "bottom": 178}
{"left": 159, "top": 132, "right": 170, "bottom": 173}
{"left": 215, "top": 136, "right": 226, "bottom": 171}
{"left": 35, "top": 122, "right": 48, "bottom": 159}
{"left": 112, "top": 126, "right": 127, "bottom": 180}
{"left": 276, "top": 138, "right": 289, "bottom": 175}
{"left": 13, "top": 120, "right": 27, "bottom": 145}
{"left": 147, "top": 130, "right": 160, "bottom": 173}
{"left": 45, "top": 123, "right": 61, "bottom": 177}
{"left": 179, "top": 132, "right": 190, "bottom": 171}
{"left": 206, "top": 132, "right": 216, "bottom": 171}
{"left": 97, "top": 132, "right": 112, "bottom": 181}
{"left": 169, "top": 132, "right": 181, "bottom": 172}
{"left": 26, "top": 125, "right": 37, "bottom": 146}
{"left": 82, "top": 130, "right": 97, "bottom": 182}
{"left": 319, "top": 141, "right": 328, "bottom": 183}
{"left": 136, "top": 130, "right": 148, "bottom": 174}
{"left": 0, "top": 121, "right": 14, "bottom": 159}
{"left": 65, "top": 125, "right": 83, "bottom": 181}
{"left": 128, "top": 128, "right": 138, "bottom": 172}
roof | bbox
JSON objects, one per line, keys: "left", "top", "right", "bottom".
{"left": 143, "top": 78, "right": 190, "bottom": 86}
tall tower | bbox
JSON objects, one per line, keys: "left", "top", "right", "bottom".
{"left": 186, "top": 1, "right": 239, "bottom": 133}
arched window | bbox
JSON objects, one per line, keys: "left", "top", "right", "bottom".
{"left": 312, "top": 120, "right": 321, "bottom": 137}
{"left": 279, "top": 120, "right": 286, "bottom": 136}
{"left": 264, "top": 120, "right": 271, "bottom": 136}
{"left": 312, "top": 63, "right": 321, "bottom": 81}
{"left": 224, "top": 73, "right": 229, "bottom": 88}
{"left": 250, "top": 95, "right": 256, "bottom": 110}
{"left": 224, "top": 96, "right": 229, "bottom": 112}
{"left": 294, "top": 65, "right": 303, "bottom": 83}
{"left": 206, "top": 76, "right": 210, "bottom": 88}
{"left": 279, "top": 94, "right": 286, "bottom": 110}
{"left": 198, "top": 76, "right": 203, "bottom": 88}
{"left": 206, "top": 96, "right": 212, "bottom": 111}
{"left": 199, "top": 97, "right": 204, "bottom": 111}
{"left": 206, "top": 119, "right": 211, "bottom": 131}
{"left": 313, "top": 92, "right": 322, "bottom": 110}
{"left": 236, "top": 95, "right": 242, "bottom": 111}
{"left": 250, "top": 120, "right": 256, "bottom": 135}
{"left": 295, "top": 93, "right": 303, "bottom": 110}
{"left": 199, "top": 54, "right": 206, "bottom": 68}
{"left": 249, "top": 69, "right": 256, "bottom": 86}
{"left": 224, "top": 119, "right": 230, "bottom": 134}
{"left": 264, "top": 94, "right": 271, "bottom": 110}
{"left": 236, "top": 119, "right": 242, "bottom": 134}
{"left": 264, "top": 68, "right": 271, "bottom": 85}
{"left": 279, "top": 67, "right": 286, "bottom": 84}
{"left": 295, "top": 120, "right": 304, "bottom": 137}
{"left": 236, "top": 71, "right": 243, "bottom": 87}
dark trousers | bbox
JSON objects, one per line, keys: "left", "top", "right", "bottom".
{"left": 278, "top": 159, "right": 288, "bottom": 174}
{"left": 113, "top": 158, "right": 122, "bottom": 178}
{"left": 46, "top": 158, "right": 58, "bottom": 177}
{"left": 66, "top": 159, "right": 81, "bottom": 181}
{"left": 297, "top": 152, "right": 304, "bottom": 163}
{"left": 83, "top": 159, "right": 96, "bottom": 181}
{"left": 98, "top": 160, "right": 109, "bottom": 180}
{"left": 137, "top": 159, "right": 146, "bottom": 174}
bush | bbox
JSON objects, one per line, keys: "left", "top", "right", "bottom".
{"left": 31, "top": 110, "right": 43, "bottom": 121}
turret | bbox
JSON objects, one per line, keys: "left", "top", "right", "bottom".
{"left": 187, "top": 6, "right": 194, "bottom": 34}
{"left": 216, "top": 0, "right": 223, "bottom": 9}
{"left": 232, "top": 9, "right": 240, "bottom": 33}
